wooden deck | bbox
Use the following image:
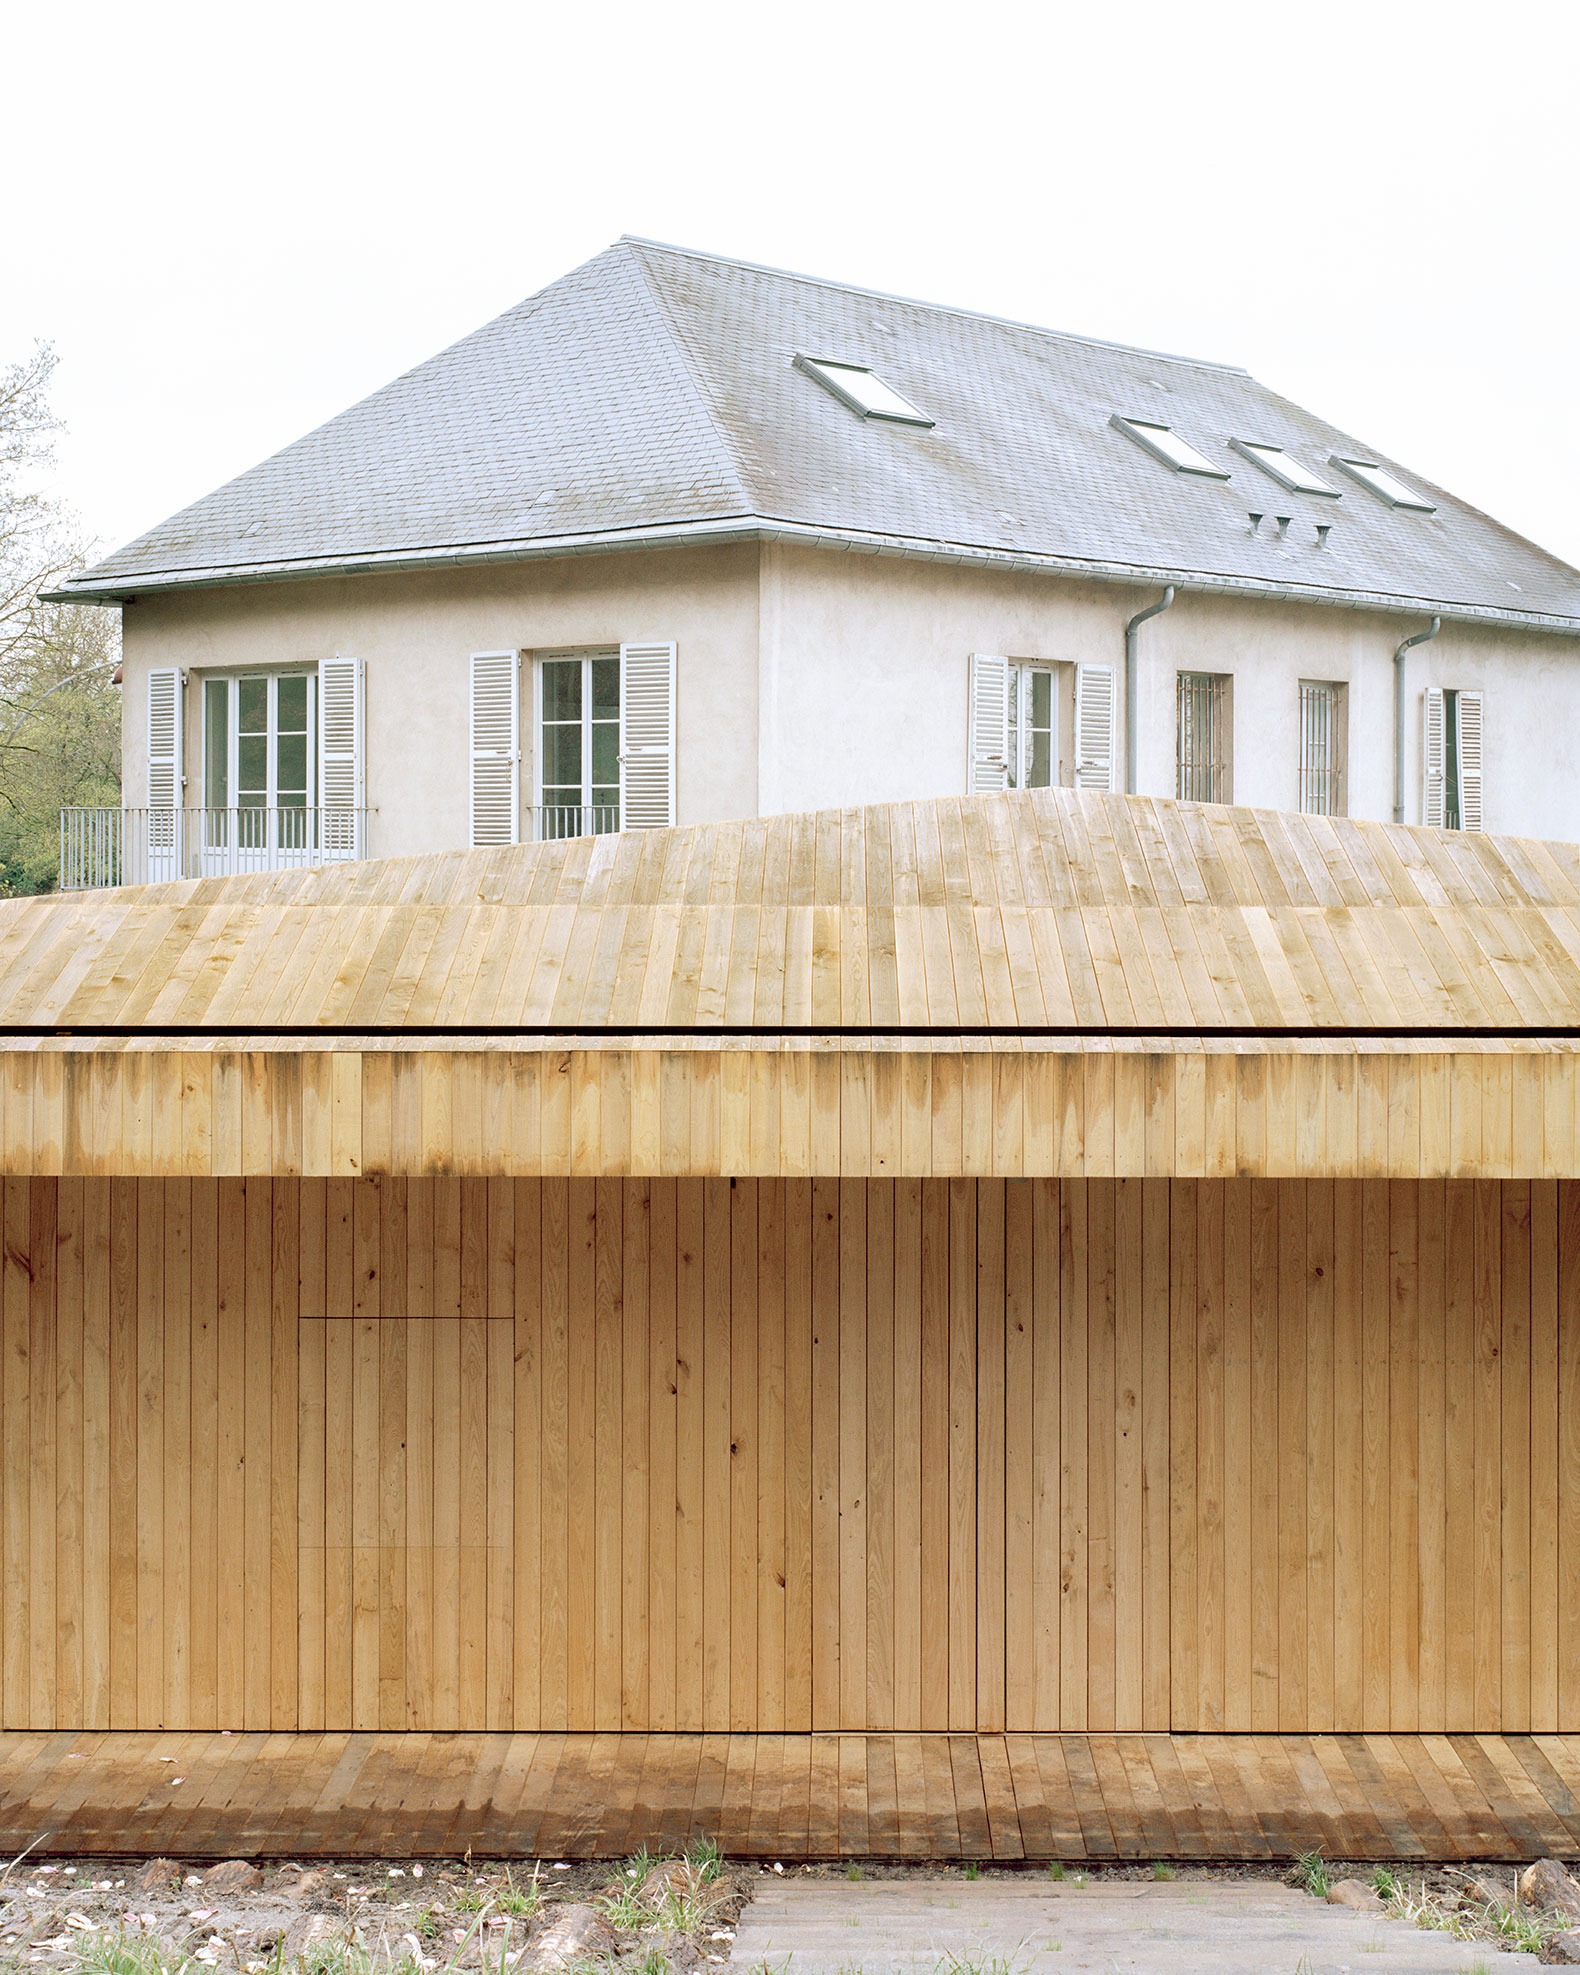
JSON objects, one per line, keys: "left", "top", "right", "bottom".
{"left": 4, "top": 1733, "right": 1580, "bottom": 1862}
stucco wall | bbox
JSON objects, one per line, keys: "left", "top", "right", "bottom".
{"left": 762, "top": 544, "right": 1580, "bottom": 839}
{"left": 119, "top": 538, "right": 1580, "bottom": 854}
{"left": 120, "top": 542, "right": 761, "bottom": 854}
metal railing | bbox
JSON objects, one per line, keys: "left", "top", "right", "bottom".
{"left": 1298, "top": 680, "right": 1347, "bottom": 817}
{"left": 60, "top": 806, "right": 371, "bottom": 889}
{"left": 532, "top": 804, "right": 619, "bottom": 841}
{"left": 1176, "top": 672, "right": 1230, "bottom": 804}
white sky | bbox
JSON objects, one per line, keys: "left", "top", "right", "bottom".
{"left": 7, "top": 0, "right": 1579, "bottom": 572}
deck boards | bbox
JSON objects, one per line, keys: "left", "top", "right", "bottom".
{"left": 3, "top": 1732, "right": 1578, "bottom": 1861}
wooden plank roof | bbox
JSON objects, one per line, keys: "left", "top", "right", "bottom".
{"left": 6, "top": 790, "right": 1580, "bottom": 1036}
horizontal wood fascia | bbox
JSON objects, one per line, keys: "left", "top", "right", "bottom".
{"left": 0, "top": 1037, "right": 1573, "bottom": 1179}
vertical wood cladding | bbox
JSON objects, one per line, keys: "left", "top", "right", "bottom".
{"left": 1, "top": 1177, "right": 1572, "bottom": 1733}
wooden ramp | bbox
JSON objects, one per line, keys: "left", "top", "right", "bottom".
{"left": 4, "top": 1734, "right": 1580, "bottom": 1862}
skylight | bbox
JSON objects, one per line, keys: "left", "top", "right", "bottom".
{"left": 1330, "top": 457, "right": 1436, "bottom": 511}
{"left": 1110, "top": 415, "right": 1229, "bottom": 479}
{"left": 795, "top": 355, "right": 933, "bottom": 426}
{"left": 1230, "top": 440, "right": 1339, "bottom": 497}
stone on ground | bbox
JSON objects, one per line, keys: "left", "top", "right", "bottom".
{"left": 135, "top": 1859, "right": 182, "bottom": 1894}
{"left": 1546, "top": 1931, "right": 1580, "bottom": 1964}
{"left": 281, "top": 1912, "right": 342, "bottom": 1958}
{"left": 1326, "top": 1876, "right": 1383, "bottom": 1911}
{"left": 1519, "top": 1855, "right": 1580, "bottom": 1920}
{"left": 200, "top": 1859, "right": 263, "bottom": 1895}
{"left": 526, "top": 1903, "right": 618, "bottom": 1970}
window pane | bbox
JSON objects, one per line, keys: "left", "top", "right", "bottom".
{"left": 276, "top": 732, "right": 308, "bottom": 796}
{"left": 238, "top": 734, "right": 268, "bottom": 797}
{"left": 591, "top": 720, "right": 619, "bottom": 788}
{"left": 238, "top": 676, "right": 267, "bottom": 733}
{"left": 1030, "top": 670, "right": 1052, "bottom": 730}
{"left": 591, "top": 656, "right": 620, "bottom": 718}
{"left": 541, "top": 660, "right": 582, "bottom": 722}
{"left": 277, "top": 674, "right": 308, "bottom": 730}
{"left": 204, "top": 680, "right": 228, "bottom": 808}
{"left": 543, "top": 723, "right": 583, "bottom": 787}
{"left": 1030, "top": 729, "right": 1053, "bottom": 788}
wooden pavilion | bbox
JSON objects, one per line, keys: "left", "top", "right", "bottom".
{"left": 2, "top": 787, "right": 1580, "bottom": 1861}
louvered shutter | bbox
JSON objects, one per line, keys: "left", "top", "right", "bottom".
{"left": 1457, "top": 690, "right": 1484, "bottom": 831}
{"left": 619, "top": 641, "right": 676, "bottom": 830}
{"left": 1074, "top": 663, "right": 1117, "bottom": 791}
{"left": 469, "top": 651, "right": 520, "bottom": 846}
{"left": 146, "top": 666, "right": 183, "bottom": 882}
{"left": 1422, "top": 687, "right": 1445, "bottom": 828}
{"left": 318, "top": 655, "right": 365, "bottom": 860}
{"left": 966, "top": 653, "right": 1010, "bottom": 793}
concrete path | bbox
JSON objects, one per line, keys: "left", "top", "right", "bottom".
{"left": 728, "top": 1877, "right": 1532, "bottom": 1972}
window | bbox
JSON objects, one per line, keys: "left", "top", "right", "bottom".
{"left": 1110, "top": 415, "right": 1229, "bottom": 479}
{"left": 537, "top": 650, "right": 621, "bottom": 838}
{"left": 203, "top": 670, "right": 316, "bottom": 853}
{"left": 1298, "top": 680, "right": 1347, "bottom": 816}
{"left": 1330, "top": 457, "right": 1436, "bottom": 511}
{"left": 1424, "top": 687, "right": 1484, "bottom": 831}
{"left": 1007, "top": 664, "right": 1056, "bottom": 788}
{"left": 794, "top": 355, "right": 933, "bottom": 426}
{"left": 1231, "top": 440, "right": 1339, "bottom": 497}
{"left": 1176, "top": 672, "right": 1231, "bottom": 803}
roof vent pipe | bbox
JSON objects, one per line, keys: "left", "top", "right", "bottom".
{"left": 1124, "top": 584, "right": 1176, "bottom": 795}
{"left": 1393, "top": 614, "right": 1441, "bottom": 824}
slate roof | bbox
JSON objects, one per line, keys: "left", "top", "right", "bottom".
{"left": 56, "top": 238, "right": 1580, "bottom": 631}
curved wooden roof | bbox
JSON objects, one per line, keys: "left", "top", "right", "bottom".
{"left": 4, "top": 791, "right": 1580, "bottom": 1034}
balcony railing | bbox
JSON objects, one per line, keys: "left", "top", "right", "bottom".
{"left": 60, "top": 806, "right": 371, "bottom": 890}
{"left": 532, "top": 804, "right": 619, "bottom": 841}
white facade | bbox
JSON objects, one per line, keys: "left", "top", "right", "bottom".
{"left": 115, "top": 538, "right": 1580, "bottom": 863}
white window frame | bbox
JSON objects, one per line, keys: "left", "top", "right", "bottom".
{"left": 531, "top": 647, "right": 622, "bottom": 838}
{"left": 1007, "top": 661, "right": 1058, "bottom": 790}
{"left": 1298, "top": 679, "right": 1348, "bottom": 817}
{"left": 1176, "top": 671, "right": 1232, "bottom": 804}
{"left": 201, "top": 668, "right": 318, "bottom": 811}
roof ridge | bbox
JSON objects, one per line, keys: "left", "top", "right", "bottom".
{"left": 617, "top": 241, "right": 761, "bottom": 516}
{"left": 619, "top": 233, "right": 1250, "bottom": 377}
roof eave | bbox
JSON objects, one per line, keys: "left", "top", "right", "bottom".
{"left": 43, "top": 516, "right": 1580, "bottom": 637}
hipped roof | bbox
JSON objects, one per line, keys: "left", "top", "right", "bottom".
{"left": 6, "top": 791, "right": 1580, "bottom": 1037}
{"left": 56, "top": 238, "right": 1580, "bottom": 632}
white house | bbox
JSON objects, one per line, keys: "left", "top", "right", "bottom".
{"left": 50, "top": 237, "right": 1580, "bottom": 883}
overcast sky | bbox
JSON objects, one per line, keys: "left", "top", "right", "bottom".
{"left": 8, "top": 0, "right": 1578, "bottom": 573}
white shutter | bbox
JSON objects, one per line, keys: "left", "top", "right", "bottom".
{"left": 1457, "top": 690, "right": 1484, "bottom": 832}
{"left": 1074, "top": 663, "right": 1117, "bottom": 792}
{"left": 469, "top": 650, "right": 520, "bottom": 846}
{"left": 146, "top": 666, "right": 183, "bottom": 882}
{"left": 966, "top": 652, "right": 1010, "bottom": 794}
{"left": 619, "top": 641, "right": 676, "bottom": 830}
{"left": 1422, "top": 687, "right": 1445, "bottom": 829}
{"left": 318, "top": 655, "right": 365, "bottom": 860}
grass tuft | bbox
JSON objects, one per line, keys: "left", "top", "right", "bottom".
{"left": 1293, "top": 1848, "right": 1332, "bottom": 1898}
{"left": 74, "top": 1937, "right": 190, "bottom": 1975}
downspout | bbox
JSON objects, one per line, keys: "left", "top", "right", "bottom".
{"left": 1393, "top": 615, "right": 1441, "bottom": 824}
{"left": 1124, "top": 585, "right": 1175, "bottom": 794}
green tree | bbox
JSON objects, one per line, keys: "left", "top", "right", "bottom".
{"left": 0, "top": 343, "right": 121, "bottom": 894}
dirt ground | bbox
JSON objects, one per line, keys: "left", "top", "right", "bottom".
{"left": 0, "top": 1854, "right": 1560, "bottom": 1970}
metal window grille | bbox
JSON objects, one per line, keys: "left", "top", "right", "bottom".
{"left": 1176, "top": 673, "right": 1229, "bottom": 803}
{"left": 1298, "top": 680, "right": 1346, "bottom": 816}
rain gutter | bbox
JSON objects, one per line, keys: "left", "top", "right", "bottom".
{"left": 1393, "top": 615, "right": 1442, "bottom": 824}
{"left": 43, "top": 516, "right": 1580, "bottom": 639}
{"left": 1124, "top": 586, "right": 1175, "bottom": 792}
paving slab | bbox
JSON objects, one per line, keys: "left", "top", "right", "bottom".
{"left": 728, "top": 1878, "right": 1533, "bottom": 1972}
